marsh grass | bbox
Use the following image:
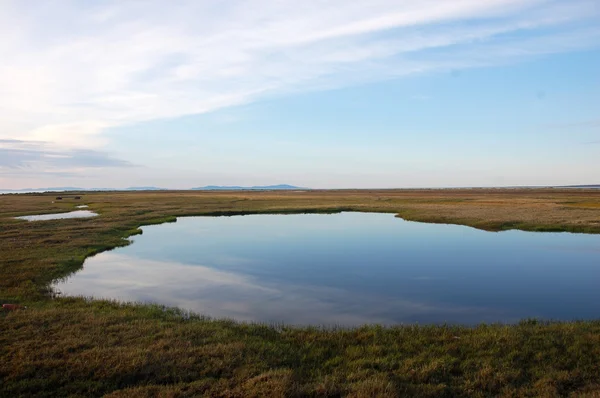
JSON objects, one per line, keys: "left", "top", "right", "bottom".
{"left": 3, "top": 298, "right": 600, "bottom": 396}
{"left": 2, "top": 189, "right": 600, "bottom": 396}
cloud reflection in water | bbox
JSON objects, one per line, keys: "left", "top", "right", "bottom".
{"left": 52, "top": 213, "right": 600, "bottom": 326}
{"left": 55, "top": 251, "right": 511, "bottom": 326}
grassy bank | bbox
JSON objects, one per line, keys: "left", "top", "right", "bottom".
{"left": 2, "top": 189, "right": 600, "bottom": 396}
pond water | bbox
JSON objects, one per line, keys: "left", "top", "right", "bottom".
{"left": 76, "top": 205, "right": 89, "bottom": 209}
{"left": 16, "top": 210, "right": 98, "bottom": 221}
{"left": 53, "top": 213, "right": 600, "bottom": 326}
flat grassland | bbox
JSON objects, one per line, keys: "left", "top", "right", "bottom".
{"left": 1, "top": 189, "right": 600, "bottom": 397}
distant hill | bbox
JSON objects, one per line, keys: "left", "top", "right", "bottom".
{"left": 561, "top": 185, "right": 600, "bottom": 188}
{"left": 192, "top": 184, "right": 305, "bottom": 191}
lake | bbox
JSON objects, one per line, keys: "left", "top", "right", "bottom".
{"left": 53, "top": 212, "right": 600, "bottom": 326}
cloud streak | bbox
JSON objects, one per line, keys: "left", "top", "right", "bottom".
{"left": 0, "top": 0, "right": 598, "bottom": 151}
{"left": 0, "top": 139, "right": 134, "bottom": 175}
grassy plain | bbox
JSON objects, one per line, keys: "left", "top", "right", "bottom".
{"left": 1, "top": 188, "right": 600, "bottom": 396}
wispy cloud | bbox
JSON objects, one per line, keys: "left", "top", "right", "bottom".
{"left": 0, "top": 139, "right": 134, "bottom": 175}
{"left": 0, "top": 0, "right": 598, "bottom": 150}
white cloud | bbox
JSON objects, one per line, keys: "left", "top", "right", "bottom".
{"left": 0, "top": 139, "right": 134, "bottom": 178}
{"left": 0, "top": 0, "right": 598, "bottom": 151}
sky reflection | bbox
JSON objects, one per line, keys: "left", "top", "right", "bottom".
{"left": 54, "top": 213, "right": 600, "bottom": 325}
{"left": 16, "top": 210, "right": 98, "bottom": 221}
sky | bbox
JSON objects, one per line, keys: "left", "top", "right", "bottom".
{"left": 1, "top": 0, "right": 599, "bottom": 189}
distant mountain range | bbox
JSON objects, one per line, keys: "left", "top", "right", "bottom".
{"left": 0, "top": 184, "right": 305, "bottom": 193}
{"left": 192, "top": 184, "right": 304, "bottom": 191}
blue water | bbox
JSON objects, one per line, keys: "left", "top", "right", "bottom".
{"left": 53, "top": 213, "right": 600, "bottom": 326}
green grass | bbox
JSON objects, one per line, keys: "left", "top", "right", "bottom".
{"left": 2, "top": 189, "right": 600, "bottom": 396}
{"left": 3, "top": 299, "right": 600, "bottom": 397}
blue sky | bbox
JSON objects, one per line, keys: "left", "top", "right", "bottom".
{"left": 1, "top": 0, "right": 599, "bottom": 189}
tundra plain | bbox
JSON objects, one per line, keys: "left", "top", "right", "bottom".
{"left": 2, "top": 189, "right": 600, "bottom": 397}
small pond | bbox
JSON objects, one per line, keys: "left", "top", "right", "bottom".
{"left": 53, "top": 213, "right": 600, "bottom": 326}
{"left": 16, "top": 210, "right": 98, "bottom": 221}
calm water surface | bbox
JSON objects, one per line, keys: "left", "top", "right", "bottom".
{"left": 16, "top": 210, "right": 98, "bottom": 221}
{"left": 54, "top": 213, "right": 600, "bottom": 325}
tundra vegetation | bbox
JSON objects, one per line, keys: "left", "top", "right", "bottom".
{"left": 1, "top": 189, "right": 600, "bottom": 397}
